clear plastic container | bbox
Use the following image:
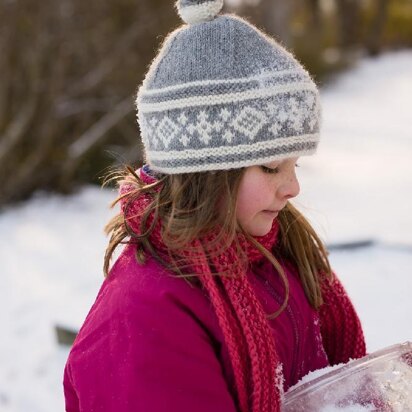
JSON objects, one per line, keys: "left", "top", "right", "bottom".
{"left": 282, "top": 342, "right": 412, "bottom": 412}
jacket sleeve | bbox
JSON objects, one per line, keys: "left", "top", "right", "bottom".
{"left": 63, "top": 259, "right": 238, "bottom": 412}
{"left": 318, "top": 273, "right": 366, "bottom": 365}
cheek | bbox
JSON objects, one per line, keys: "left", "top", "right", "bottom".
{"left": 236, "top": 176, "right": 270, "bottom": 222}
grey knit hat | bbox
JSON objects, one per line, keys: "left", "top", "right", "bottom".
{"left": 136, "top": 0, "right": 321, "bottom": 174}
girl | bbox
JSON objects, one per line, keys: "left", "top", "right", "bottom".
{"left": 63, "top": 1, "right": 366, "bottom": 411}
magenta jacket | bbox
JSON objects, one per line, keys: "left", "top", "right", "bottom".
{"left": 64, "top": 242, "right": 364, "bottom": 411}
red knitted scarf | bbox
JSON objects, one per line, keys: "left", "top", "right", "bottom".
{"left": 120, "top": 168, "right": 284, "bottom": 412}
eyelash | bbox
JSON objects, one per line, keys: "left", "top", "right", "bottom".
{"left": 260, "top": 163, "right": 300, "bottom": 174}
{"left": 261, "top": 165, "right": 280, "bottom": 174}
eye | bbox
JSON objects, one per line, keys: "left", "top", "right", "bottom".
{"left": 260, "top": 165, "right": 280, "bottom": 174}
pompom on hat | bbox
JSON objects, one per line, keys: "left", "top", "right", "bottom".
{"left": 136, "top": 0, "right": 321, "bottom": 174}
{"left": 177, "top": 0, "right": 224, "bottom": 24}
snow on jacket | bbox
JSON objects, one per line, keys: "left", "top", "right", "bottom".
{"left": 63, "top": 242, "right": 365, "bottom": 411}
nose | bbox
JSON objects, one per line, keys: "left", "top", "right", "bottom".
{"left": 278, "top": 170, "right": 300, "bottom": 200}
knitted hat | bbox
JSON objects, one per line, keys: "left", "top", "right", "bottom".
{"left": 136, "top": 0, "right": 321, "bottom": 174}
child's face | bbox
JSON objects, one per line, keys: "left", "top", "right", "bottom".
{"left": 236, "top": 157, "right": 300, "bottom": 236}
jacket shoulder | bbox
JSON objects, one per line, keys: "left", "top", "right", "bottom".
{"left": 105, "top": 244, "right": 211, "bottom": 318}
{"left": 74, "top": 244, "right": 218, "bottom": 346}
{"left": 64, "top": 244, "right": 235, "bottom": 411}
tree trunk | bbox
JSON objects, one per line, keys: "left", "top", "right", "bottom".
{"left": 335, "top": 0, "right": 361, "bottom": 48}
{"left": 308, "top": 0, "right": 322, "bottom": 28}
{"left": 365, "top": 0, "right": 389, "bottom": 56}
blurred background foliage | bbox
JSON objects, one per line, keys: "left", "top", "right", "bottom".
{"left": 0, "top": 0, "right": 411, "bottom": 206}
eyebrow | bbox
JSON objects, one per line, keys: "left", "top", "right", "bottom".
{"left": 263, "top": 161, "right": 281, "bottom": 168}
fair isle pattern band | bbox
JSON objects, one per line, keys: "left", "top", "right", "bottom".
{"left": 137, "top": 71, "right": 321, "bottom": 172}
{"left": 139, "top": 93, "right": 319, "bottom": 149}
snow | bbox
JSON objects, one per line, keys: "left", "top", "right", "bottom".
{"left": 1, "top": 50, "right": 411, "bottom": 411}
{"left": 0, "top": 187, "right": 117, "bottom": 411}
{"left": 291, "top": 362, "right": 346, "bottom": 387}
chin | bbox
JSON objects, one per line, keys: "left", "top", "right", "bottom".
{"left": 247, "top": 225, "right": 272, "bottom": 237}
{"left": 240, "top": 216, "right": 274, "bottom": 237}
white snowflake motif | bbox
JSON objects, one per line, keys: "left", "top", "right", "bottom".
{"left": 196, "top": 111, "right": 213, "bottom": 144}
{"left": 223, "top": 130, "right": 234, "bottom": 143}
{"left": 265, "top": 102, "right": 278, "bottom": 116}
{"left": 213, "top": 120, "right": 223, "bottom": 133}
{"left": 288, "top": 97, "right": 306, "bottom": 132}
{"left": 304, "top": 94, "right": 319, "bottom": 131}
{"left": 219, "top": 108, "right": 231, "bottom": 122}
{"left": 277, "top": 107, "right": 289, "bottom": 124}
{"left": 269, "top": 122, "right": 282, "bottom": 136}
{"left": 177, "top": 112, "right": 188, "bottom": 126}
{"left": 231, "top": 106, "right": 267, "bottom": 140}
{"left": 187, "top": 123, "right": 195, "bottom": 134}
{"left": 288, "top": 97, "right": 300, "bottom": 113}
{"left": 187, "top": 110, "right": 222, "bottom": 145}
{"left": 179, "top": 134, "right": 191, "bottom": 147}
{"left": 155, "top": 116, "right": 181, "bottom": 148}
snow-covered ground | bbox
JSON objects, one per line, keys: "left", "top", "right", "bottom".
{"left": 0, "top": 50, "right": 411, "bottom": 411}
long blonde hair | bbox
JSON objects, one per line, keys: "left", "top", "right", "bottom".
{"left": 104, "top": 165, "right": 332, "bottom": 310}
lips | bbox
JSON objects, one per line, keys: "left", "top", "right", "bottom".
{"left": 264, "top": 204, "right": 286, "bottom": 214}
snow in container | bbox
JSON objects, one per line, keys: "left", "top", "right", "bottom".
{"left": 282, "top": 342, "right": 412, "bottom": 411}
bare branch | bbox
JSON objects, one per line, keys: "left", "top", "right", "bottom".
{"left": 67, "top": 96, "right": 134, "bottom": 160}
{"left": 0, "top": 96, "right": 37, "bottom": 164}
{"left": 63, "top": 20, "right": 152, "bottom": 98}
{"left": 55, "top": 97, "right": 118, "bottom": 117}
